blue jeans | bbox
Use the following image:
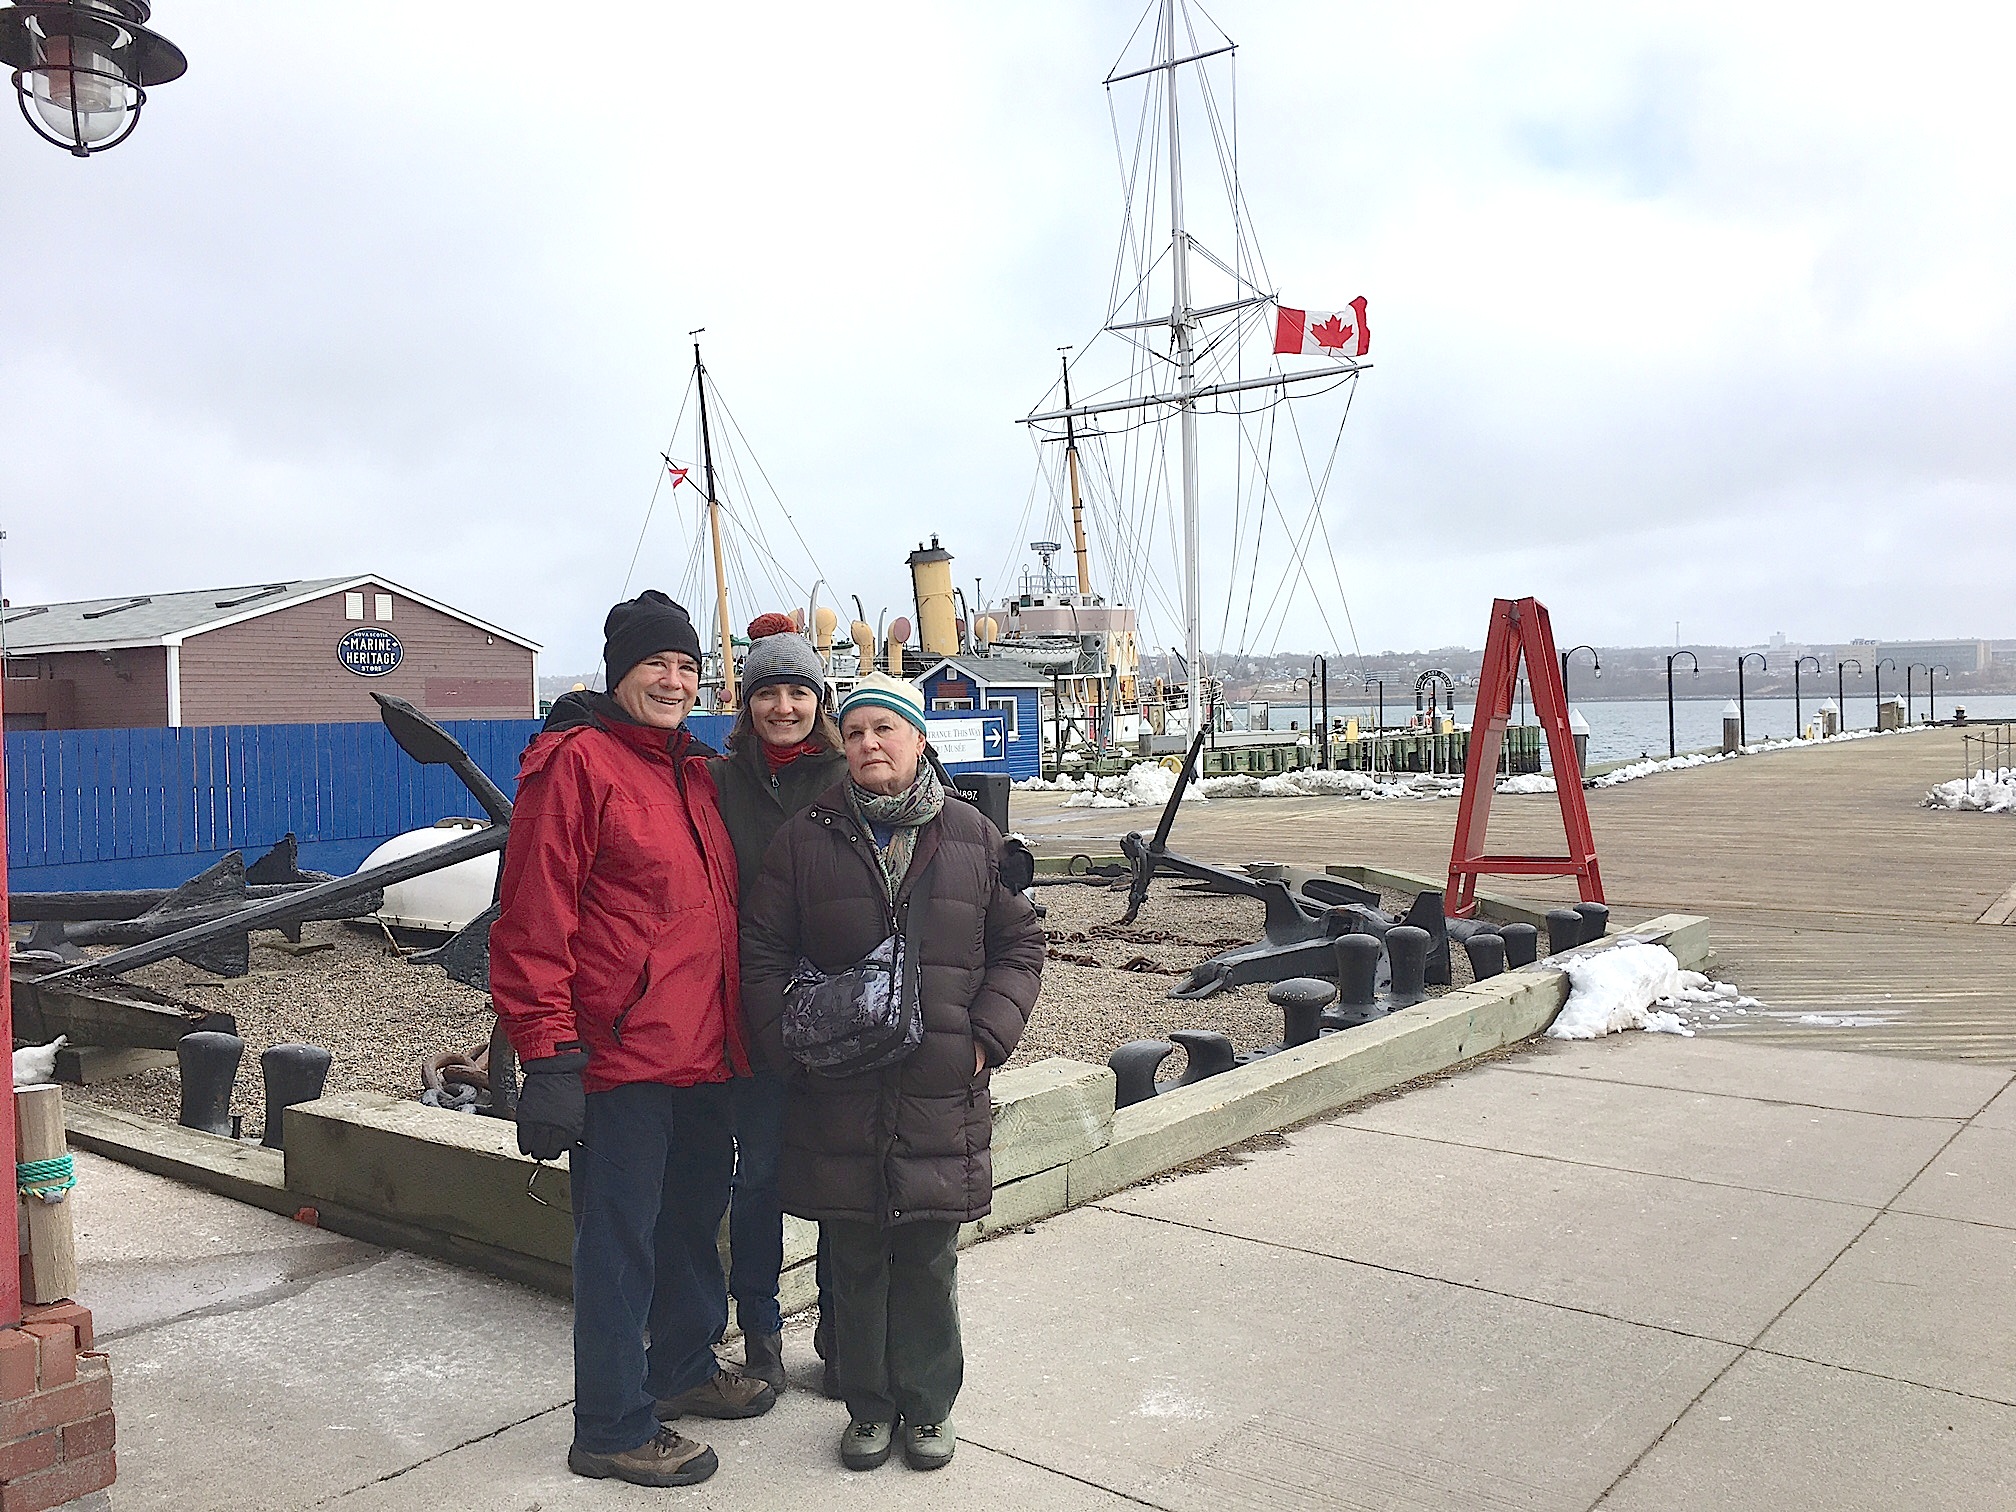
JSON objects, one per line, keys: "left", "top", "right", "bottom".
{"left": 728, "top": 1071, "right": 788, "bottom": 1334}
{"left": 570, "top": 1080, "right": 734, "bottom": 1456}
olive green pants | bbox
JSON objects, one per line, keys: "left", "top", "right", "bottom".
{"left": 825, "top": 1218, "right": 962, "bottom": 1425}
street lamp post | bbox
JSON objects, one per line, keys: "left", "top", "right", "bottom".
{"left": 1836, "top": 658, "right": 1862, "bottom": 731}
{"left": 1875, "top": 658, "right": 1896, "bottom": 729}
{"left": 1665, "top": 650, "right": 1699, "bottom": 759}
{"left": 1794, "top": 655, "right": 1821, "bottom": 740}
{"left": 1311, "top": 654, "right": 1330, "bottom": 769}
{"left": 1561, "top": 644, "right": 1601, "bottom": 706}
{"left": 1906, "top": 663, "right": 1928, "bottom": 725}
{"left": 1736, "top": 652, "right": 1767, "bottom": 747}
{"left": 0, "top": 0, "right": 185, "bottom": 156}
{"left": 1928, "top": 663, "right": 1949, "bottom": 723}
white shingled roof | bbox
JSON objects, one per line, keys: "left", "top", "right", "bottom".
{"left": 0, "top": 576, "right": 541, "bottom": 654}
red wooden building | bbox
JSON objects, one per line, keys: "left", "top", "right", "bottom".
{"left": 0, "top": 575, "right": 539, "bottom": 730}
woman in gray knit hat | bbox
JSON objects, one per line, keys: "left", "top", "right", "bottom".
{"left": 709, "top": 614, "right": 848, "bottom": 1396}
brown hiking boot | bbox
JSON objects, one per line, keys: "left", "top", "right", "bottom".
{"left": 657, "top": 1365, "right": 777, "bottom": 1420}
{"left": 568, "top": 1427, "right": 718, "bottom": 1487}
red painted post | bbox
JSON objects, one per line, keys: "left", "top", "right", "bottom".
{"left": 0, "top": 673, "right": 18, "bottom": 1327}
{"left": 1446, "top": 597, "right": 1604, "bottom": 917}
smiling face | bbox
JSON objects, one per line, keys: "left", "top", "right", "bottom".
{"left": 841, "top": 706, "right": 926, "bottom": 795}
{"left": 611, "top": 651, "right": 700, "bottom": 729}
{"left": 748, "top": 682, "right": 820, "bottom": 748}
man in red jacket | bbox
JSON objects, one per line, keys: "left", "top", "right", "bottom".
{"left": 491, "top": 590, "right": 775, "bottom": 1489}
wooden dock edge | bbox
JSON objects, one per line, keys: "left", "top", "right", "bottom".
{"left": 59, "top": 917, "right": 1706, "bottom": 1298}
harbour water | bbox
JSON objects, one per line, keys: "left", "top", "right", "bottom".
{"left": 1293, "top": 693, "right": 2016, "bottom": 769}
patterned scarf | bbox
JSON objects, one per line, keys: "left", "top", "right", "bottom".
{"left": 847, "top": 762, "right": 945, "bottom": 902}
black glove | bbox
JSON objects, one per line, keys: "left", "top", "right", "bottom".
{"left": 516, "top": 1048, "right": 589, "bottom": 1160}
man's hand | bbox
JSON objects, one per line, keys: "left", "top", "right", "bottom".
{"left": 974, "top": 1044, "right": 987, "bottom": 1078}
{"left": 517, "top": 1048, "right": 589, "bottom": 1160}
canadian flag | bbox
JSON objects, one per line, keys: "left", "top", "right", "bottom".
{"left": 1274, "top": 297, "right": 1370, "bottom": 358}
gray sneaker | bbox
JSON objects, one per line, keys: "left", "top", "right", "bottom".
{"left": 568, "top": 1427, "right": 718, "bottom": 1487}
{"left": 903, "top": 1419, "right": 956, "bottom": 1471}
{"left": 841, "top": 1418, "right": 896, "bottom": 1471}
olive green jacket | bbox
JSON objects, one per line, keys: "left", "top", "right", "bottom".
{"left": 707, "top": 741, "right": 850, "bottom": 902}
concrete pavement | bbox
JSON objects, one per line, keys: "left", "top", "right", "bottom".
{"left": 76, "top": 1033, "right": 2016, "bottom": 1509}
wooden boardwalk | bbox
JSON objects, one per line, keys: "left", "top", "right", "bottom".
{"left": 1015, "top": 727, "right": 2016, "bottom": 1065}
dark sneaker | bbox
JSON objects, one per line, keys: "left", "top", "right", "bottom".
{"left": 742, "top": 1329, "right": 786, "bottom": 1393}
{"left": 903, "top": 1419, "right": 956, "bottom": 1471}
{"left": 841, "top": 1418, "right": 895, "bottom": 1471}
{"left": 657, "top": 1366, "right": 777, "bottom": 1420}
{"left": 569, "top": 1427, "right": 718, "bottom": 1487}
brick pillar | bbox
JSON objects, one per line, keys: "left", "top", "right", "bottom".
{"left": 0, "top": 1304, "right": 114, "bottom": 1511}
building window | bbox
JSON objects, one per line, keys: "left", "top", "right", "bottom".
{"left": 345, "top": 592, "right": 365, "bottom": 620}
{"left": 375, "top": 593, "right": 394, "bottom": 622}
{"left": 932, "top": 697, "right": 975, "bottom": 712}
{"left": 3, "top": 657, "right": 38, "bottom": 680}
{"left": 987, "top": 696, "right": 1019, "bottom": 737}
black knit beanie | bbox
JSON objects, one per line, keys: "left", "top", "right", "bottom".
{"left": 603, "top": 590, "right": 703, "bottom": 690}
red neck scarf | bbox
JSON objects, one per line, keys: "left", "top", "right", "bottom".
{"left": 762, "top": 738, "right": 823, "bottom": 774}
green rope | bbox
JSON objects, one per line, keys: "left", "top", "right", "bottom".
{"left": 17, "top": 1155, "right": 75, "bottom": 1201}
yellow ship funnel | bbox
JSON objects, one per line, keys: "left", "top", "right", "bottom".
{"left": 907, "top": 536, "right": 958, "bottom": 656}
{"left": 850, "top": 620, "right": 876, "bottom": 673}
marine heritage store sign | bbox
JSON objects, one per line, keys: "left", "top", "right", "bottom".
{"left": 337, "top": 626, "right": 403, "bottom": 677}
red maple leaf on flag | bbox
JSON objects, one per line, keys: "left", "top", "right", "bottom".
{"left": 1311, "top": 313, "right": 1353, "bottom": 350}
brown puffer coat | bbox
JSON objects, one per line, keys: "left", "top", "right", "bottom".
{"left": 741, "top": 784, "right": 1044, "bottom": 1226}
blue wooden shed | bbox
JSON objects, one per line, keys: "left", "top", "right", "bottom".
{"left": 916, "top": 654, "right": 1044, "bottom": 781}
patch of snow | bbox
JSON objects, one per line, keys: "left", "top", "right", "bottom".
{"left": 1135, "top": 1389, "right": 1210, "bottom": 1420}
{"left": 1923, "top": 768, "right": 2016, "bottom": 813}
{"left": 1547, "top": 944, "right": 1691, "bottom": 1039}
{"left": 1497, "top": 773, "right": 1556, "bottom": 794}
{"left": 1547, "top": 951, "right": 1765, "bottom": 1040}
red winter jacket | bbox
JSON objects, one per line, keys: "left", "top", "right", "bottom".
{"left": 490, "top": 695, "right": 748, "bottom": 1093}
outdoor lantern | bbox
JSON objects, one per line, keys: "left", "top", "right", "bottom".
{"left": 0, "top": 0, "right": 184, "bottom": 157}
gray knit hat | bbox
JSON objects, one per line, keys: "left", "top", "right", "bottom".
{"left": 740, "top": 625, "right": 825, "bottom": 698}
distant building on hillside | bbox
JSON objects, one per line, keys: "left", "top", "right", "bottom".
{"left": 1, "top": 575, "right": 539, "bottom": 731}
{"left": 1832, "top": 640, "right": 1991, "bottom": 675}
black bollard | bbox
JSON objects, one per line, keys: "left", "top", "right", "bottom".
{"left": 1500, "top": 922, "right": 1540, "bottom": 968}
{"left": 1169, "top": 1030, "right": 1238, "bottom": 1087}
{"left": 178, "top": 1031, "right": 244, "bottom": 1138}
{"left": 1324, "top": 933, "right": 1383, "bottom": 1028}
{"left": 1269, "top": 978, "right": 1336, "bottom": 1048}
{"left": 1407, "top": 891, "right": 1453, "bottom": 986}
{"left": 1463, "top": 932, "right": 1508, "bottom": 981}
{"left": 1385, "top": 926, "right": 1431, "bottom": 1008}
{"left": 1545, "top": 908, "right": 1586, "bottom": 957}
{"left": 1109, "top": 1039, "right": 1176, "bottom": 1109}
{"left": 260, "top": 1043, "right": 334, "bottom": 1149}
{"left": 1573, "top": 902, "right": 1610, "bottom": 944}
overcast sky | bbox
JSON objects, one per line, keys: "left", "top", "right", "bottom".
{"left": 4, "top": 1, "right": 2012, "bottom": 674}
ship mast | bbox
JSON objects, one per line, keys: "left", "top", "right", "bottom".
{"left": 1162, "top": 0, "right": 1203, "bottom": 728}
{"left": 1019, "top": 0, "right": 1370, "bottom": 740}
{"left": 1060, "top": 351, "right": 1093, "bottom": 597}
{"left": 693, "top": 339, "right": 737, "bottom": 712}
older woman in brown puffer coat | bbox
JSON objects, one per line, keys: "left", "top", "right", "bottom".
{"left": 740, "top": 672, "right": 1043, "bottom": 1476}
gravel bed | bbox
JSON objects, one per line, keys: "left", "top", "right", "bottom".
{"left": 57, "top": 879, "right": 1469, "bottom": 1128}
{"left": 65, "top": 919, "right": 492, "bottom": 1137}
{"left": 1010, "top": 880, "right": 1471, "bottom": 1072}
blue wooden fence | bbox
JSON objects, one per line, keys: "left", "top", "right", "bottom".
{"left": 5, "top": 714, "right": 737, "bottom": 892}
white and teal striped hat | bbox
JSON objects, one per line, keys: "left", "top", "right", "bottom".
{"left": 838, "top": 672, "right": 928, "bottom": 734}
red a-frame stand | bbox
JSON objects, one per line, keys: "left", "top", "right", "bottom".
{"left": 1446, "top": 596, "right": 1604, "bottom": 917}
